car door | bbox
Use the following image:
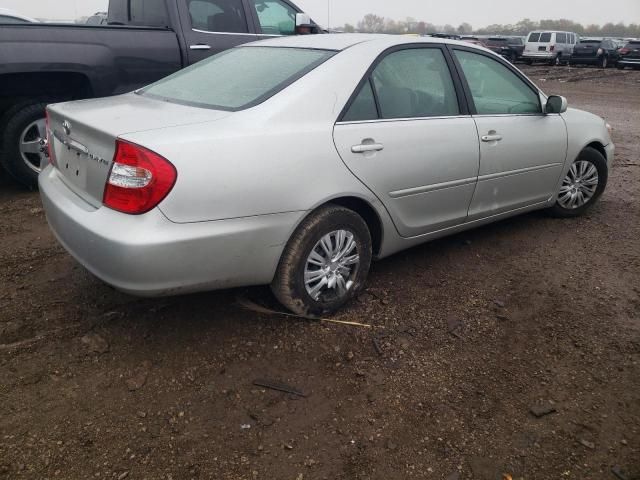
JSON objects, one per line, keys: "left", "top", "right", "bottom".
{"left": 179, "top": 0, "right": 260, "bottom": 64}
{"left": 451, "top": 47, "right": 567, "bottom": 220}
{"left": 333, "top": 46, "right": 480, "bottom": 238}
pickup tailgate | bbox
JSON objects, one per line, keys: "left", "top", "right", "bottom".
{"left": 47, "top": 93, "right": 231, "bottom": 207}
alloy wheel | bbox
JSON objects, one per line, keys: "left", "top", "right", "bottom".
{"left": 304, "top": 230, "right": 360, "bottom": 301}
{"left": 19, "top": 118, "right": 47, "bottom": 174}
{"left": 558, "top": 161, "right": 599, "bottom": 209}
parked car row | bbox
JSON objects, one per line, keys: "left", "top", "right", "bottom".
{"left": 451, "top": 31, "right": 640, "bottom": 70}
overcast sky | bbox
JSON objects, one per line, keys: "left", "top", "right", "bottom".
{"left": 1, "top": 0, "right": 638, "bottom": 28}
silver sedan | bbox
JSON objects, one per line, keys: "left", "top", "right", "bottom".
{"left": 39, "top": 34, "right": 614, "bottom": 316}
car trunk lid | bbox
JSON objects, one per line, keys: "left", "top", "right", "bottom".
{"left": 47, "top": 93, "right": 231, "bottom": 207}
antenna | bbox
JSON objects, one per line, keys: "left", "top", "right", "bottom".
{"left": 327, "top": 0, "right": 330, "bottom": 30}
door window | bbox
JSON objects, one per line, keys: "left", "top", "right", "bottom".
{"left": 556, "top": 33, "right": 567, "bottom": 44}
{"left": 252, "top": 0, "right": 297, "bottom": 35}
{"left": 454, "top": 50, "right": 541, "bottom": 115}
{"left": 130, "top": 0, "right": 169, "bottom": 26}
{"left": 187, "top": 0, "right": 249, "bottom": 33}
{"left": 343, "top": 48, "right": 460, "bottom": 121}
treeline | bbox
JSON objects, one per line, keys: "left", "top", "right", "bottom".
{"left": 342, "top": 15, "right": 640, "bottom": 37}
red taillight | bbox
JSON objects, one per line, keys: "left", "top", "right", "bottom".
{"left": 45, "top": 110, "right": 56, "bottom": 167}
{"left": 619, "top": 48, "right": 629, "bottom": 55}
{"left": 550, "top": 45, "right": 555, "bottom": 52}
{"left": 103, "top": 140, "right": 177, "bottom": 215}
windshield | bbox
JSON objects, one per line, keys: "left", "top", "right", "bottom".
{"left": 140, "top": 46, "right": 336, "bottom": 111}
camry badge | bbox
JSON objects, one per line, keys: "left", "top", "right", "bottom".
{"left": 62, "top": 120, "right": 72, "bottom": 136}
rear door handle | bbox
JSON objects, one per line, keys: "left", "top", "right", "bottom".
{"left": 190, "top": 44, "right": 211, "bottom": 50}
{"left": 351, "top": 143, "right": 384, "bottom": 153}
{"left": 481, "top": 134, "right": 503, "bottom": 142}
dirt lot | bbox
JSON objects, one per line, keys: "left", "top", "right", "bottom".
{"left": 1, "top": 64, "right": 639, "bottom": 480}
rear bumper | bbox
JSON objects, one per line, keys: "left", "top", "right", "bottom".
{"left": 39, "top": 166, "right": 302, "bottom": 296}
{"left": 618, "top": 59, "right": 640, "bottom": 66}
{"left": 570, "top": 56, "right": 600, "bottom": 64}
{"left": 523, "top": 52, "right": 556, "bottom": 60}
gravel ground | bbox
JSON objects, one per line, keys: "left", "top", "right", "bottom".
{"left": 0, "top": 64, "right": 639, "bottom": 480}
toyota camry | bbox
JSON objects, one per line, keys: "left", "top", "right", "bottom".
{"left": 39, "top": 34, "right": 614, "bottom": 316}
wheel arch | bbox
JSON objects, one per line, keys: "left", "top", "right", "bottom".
{"left": 584, "top": 141, "right": 607, "bottom": 161}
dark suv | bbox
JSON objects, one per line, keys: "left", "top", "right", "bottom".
{"left": 484, "top": 37, "right": 525, "bottom": 63}
{"left": 617, "top": 40, "right": 640, "bottom": 70}
{"left": 570, "top": 38, "right": 622, "bottom": 68}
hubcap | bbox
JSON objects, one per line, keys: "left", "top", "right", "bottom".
{"left": 558, "top": 160, "right": 599, "bottom": 209}
{"left": 304, "top": 230, "right": 360, "bottom": 302}
{"left": 19, "top": 118, "right": 47, "bottom": 174}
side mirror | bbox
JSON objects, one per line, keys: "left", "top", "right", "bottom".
{"left": 546, "top": 95, "right": 568, "bottom": 114}
{"left": 295, "top": 13, "right": 311, "bottom": 27}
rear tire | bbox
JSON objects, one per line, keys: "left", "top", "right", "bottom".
{"left": 616, "top": 63, "right": 625, "bottom": 70}
{"left": 271, "top": 205, "right": 372, "bottom": 317}
{"left": 549, "top": 147, "right": 608, "bottom": 218}
{"left": 0, "top": 100, "right": 52, "bottom": 189}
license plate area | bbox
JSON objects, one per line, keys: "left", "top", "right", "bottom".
{"left": 54, "top": 133, "right": 89, "bottom": 188}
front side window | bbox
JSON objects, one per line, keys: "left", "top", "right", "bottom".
{"left": 454, "top": 50, "right": 541, "bottom": 115}
{"left": 141, "top": 46, "right": 334, "bottom": 110}
{"left": 187, "top": 0, "right": 248, "bottom": 33}
{"left": 252, "top": 0, "right": 296, "bottom": 35}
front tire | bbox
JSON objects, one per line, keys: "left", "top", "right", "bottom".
{"left": 600, "top": 55, "right": 609, "bottom": 69}
{"left": 271, "top": 205, "right": 372, "bottom": 317}
{"left": 0, "top": 101, "right": 51, "bottom": 189}
{"left": 549, "top": 147, "right": 608, "bottom": 218}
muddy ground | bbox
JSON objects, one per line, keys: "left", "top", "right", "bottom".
{"left": 1, "top": 65, "right": 639, "bottom": 480}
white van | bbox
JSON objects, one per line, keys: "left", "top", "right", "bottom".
{"left": 523, "top": 31, "right": 578, "bottom": 65}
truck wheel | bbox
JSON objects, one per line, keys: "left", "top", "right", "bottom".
{"left": 600, "top": 56, "right": 608, "bottom": 69}
{"left": 271, "top": 205, "right": 372, "bottom": 317}
{"left": 0, "top": 101, "right": 51, "bottom": 189}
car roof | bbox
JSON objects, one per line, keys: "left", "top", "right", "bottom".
{"left": 250, "top": 33, "right": 478, "bottom": 52}
{"left": 0, "top": 8, "right": 38, "bottom": 22}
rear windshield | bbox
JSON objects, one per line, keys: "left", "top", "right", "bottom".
{"left": 139, "top": 47, "right": 335, "bottom": 111}
{"left": 580, "top": 40, "right": 601, "bottom": 44}
{"left": 486, "top": 38, "right": 508, "bottom": 46}
{"left": 528, "top": 33, "right": 540, "bottom": 42}
{"left": 625, "top": 42, "right": 640, "bottom": 48}
{"left": 539, "top": 32, "right": 552, "bottom": 43}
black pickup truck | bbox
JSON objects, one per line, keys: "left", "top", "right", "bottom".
{"left": 0, "top": 0, "right": 319, "bottom": 188}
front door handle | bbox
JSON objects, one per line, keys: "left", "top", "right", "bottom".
{"left": 190, "top": 44, "right": 212, "bottom": 50}
{"left": 481, "top": 134, "right": 503, "bottom": 142}
{"left": 352, "top": 143, "right": 384, "bottom": 153}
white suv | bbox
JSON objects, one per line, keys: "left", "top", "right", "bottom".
{"left": 523, "top": 31, "right": 578, "bottom": 65}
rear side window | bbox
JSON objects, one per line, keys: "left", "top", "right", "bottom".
{"left": 454, "top": 50, "right": 541, "bottom": 115}
{"left": 141, "top": 46, "right": 335, "bottom": 110}
{"left": 556, "top": 33, "right": 567, "bottom": 43}
{"left": 539, "top": 32, "right": 552, "bottom": 43}
{"left": 129, "top": 0, "right": 169, "bottom": 26}
{"left": 252, "top": 0, "right": 297, "bottom": 35}
{"left": 187, "top": 0, "right": 249, "bottom": 33}
{"left": 342, "top": 81, "right": 378, "bottom": 122}
{"left": 528, "top": 33, "right": 541, "bottom": 42}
